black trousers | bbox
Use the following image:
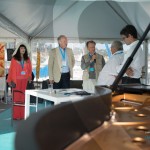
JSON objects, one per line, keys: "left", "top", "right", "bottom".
{"left": 122, "top": 77, "right": 141, "bottom": 84}
{"left": 53, "top": 72, "right": 70, "bottom": 89}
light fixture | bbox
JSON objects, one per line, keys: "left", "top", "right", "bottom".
{"left": 136, "top": 114, "right": 147, "bottom": 117}
{"left": 135, "top": 126, "right": 149, "bottom": 131}
{"left": 132, "top": 137, "right": 146, "bottom": 143}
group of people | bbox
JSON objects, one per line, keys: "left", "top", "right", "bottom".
{"left": 47, "top": 24, "right": 144, "bottom": 93}
{"left": 7, "top": 24, "right": 144, "bottom": 119}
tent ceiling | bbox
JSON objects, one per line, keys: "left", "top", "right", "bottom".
{"left": 0, "top": 0, "right": 149, "bottom": 41}
{"left": 0, "top": 27, "right": 18, "bottom": 38}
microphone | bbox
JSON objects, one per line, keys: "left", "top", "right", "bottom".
{"left": 94, "top": 53, "right": 96, "bottom": 63}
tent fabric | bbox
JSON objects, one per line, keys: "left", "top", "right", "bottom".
{"left": 0, "top": 0, "right": 149, "bottom": 41}
{"left": 0, "top": 13, "right": 28, "bottom": 41}
{"left": 0, "top": 27, "right": 18, "bottom": 38}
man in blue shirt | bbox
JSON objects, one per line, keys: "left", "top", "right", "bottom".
{"left": 48, "top": 35, "right": 75, "bottom": 89}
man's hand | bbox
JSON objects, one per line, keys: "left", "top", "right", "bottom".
{"left": 126, "top": 67, "right": 134, "bottom": 77}
{"left": 92, "top": 54, "right": 96, "bottom": 61}
{"left": 49, "top": 80, "right": 54, "bottom": 84}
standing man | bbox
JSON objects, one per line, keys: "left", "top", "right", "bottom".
{"left": 97, "top": 41, "right": 124, "bottom": 85}
{"left": 117, "top": 25, "right": 145, "bottom": 84}
{"left": 81, "top": 40, "right": 105, "bottom": 93}
{"left": 48, "top": 35, "right": 75, "bottom": 89}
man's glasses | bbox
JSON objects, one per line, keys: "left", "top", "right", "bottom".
{"left": 122, "top": 37, "right": 126, "bottom": 40}
{"left": 122, "top": 36, "right": 128, "bottom": 40}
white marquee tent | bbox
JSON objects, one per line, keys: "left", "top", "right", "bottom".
{"left": 0, "top": 0, "right": 150, "bottom": 84}
{"left": 0, "top": 2, "right": 150, "bottom": 150}
{"left": 0, "top": 0, "right": 150, "bottom": 42}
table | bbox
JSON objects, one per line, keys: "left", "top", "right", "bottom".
{"left": 25, "top": 88, "right": 86, "bottom": 119}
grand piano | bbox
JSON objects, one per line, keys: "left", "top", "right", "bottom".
{"left": 15, "top": 24, "right": 150, "bottom": 150}
{"left": 111, "top": 23, "right": 150, "bottom": 114}
{"left": 108, "top": 23, "right": 150, "bottom": 150}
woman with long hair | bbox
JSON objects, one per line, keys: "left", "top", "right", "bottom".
{"left": 7, "top": 43, "right": 32, "bottom": 119}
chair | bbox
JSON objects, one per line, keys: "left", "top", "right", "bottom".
{"left": 11, "top": 90, "right": 25, "bottom": 125}
{"left": 31, "top": 80, "right": 50, "bottom": 107}
{"left": 41, "top": 80, "right": 49, "bottom": 107}
{"left": 11, "top": 89, "right": 37, "bottom": 126}
{"left": 26, "top": 81, "right": 39, "bottom": 112}
{"left": 70, "top": 80, "right": 82, "bottom": 89}
{"left": 42, "top": 80, "right": 49, "bottom": 89}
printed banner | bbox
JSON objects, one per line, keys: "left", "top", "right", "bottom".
{"left": 0, "top": 43, "right": 5, "bottom": 77}
{"left": 36, "top": 49, "right": 41, "bottom": 80}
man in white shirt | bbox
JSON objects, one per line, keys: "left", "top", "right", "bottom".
{"left": 117, "top": 25, "right": 145, "bottom": 84}
{"left": 97, "top": 41, "right": 124, "bottom": 86}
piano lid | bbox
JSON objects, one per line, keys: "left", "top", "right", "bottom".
{"left": 118, "top": 84, "right": 150, "bottom": 93}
